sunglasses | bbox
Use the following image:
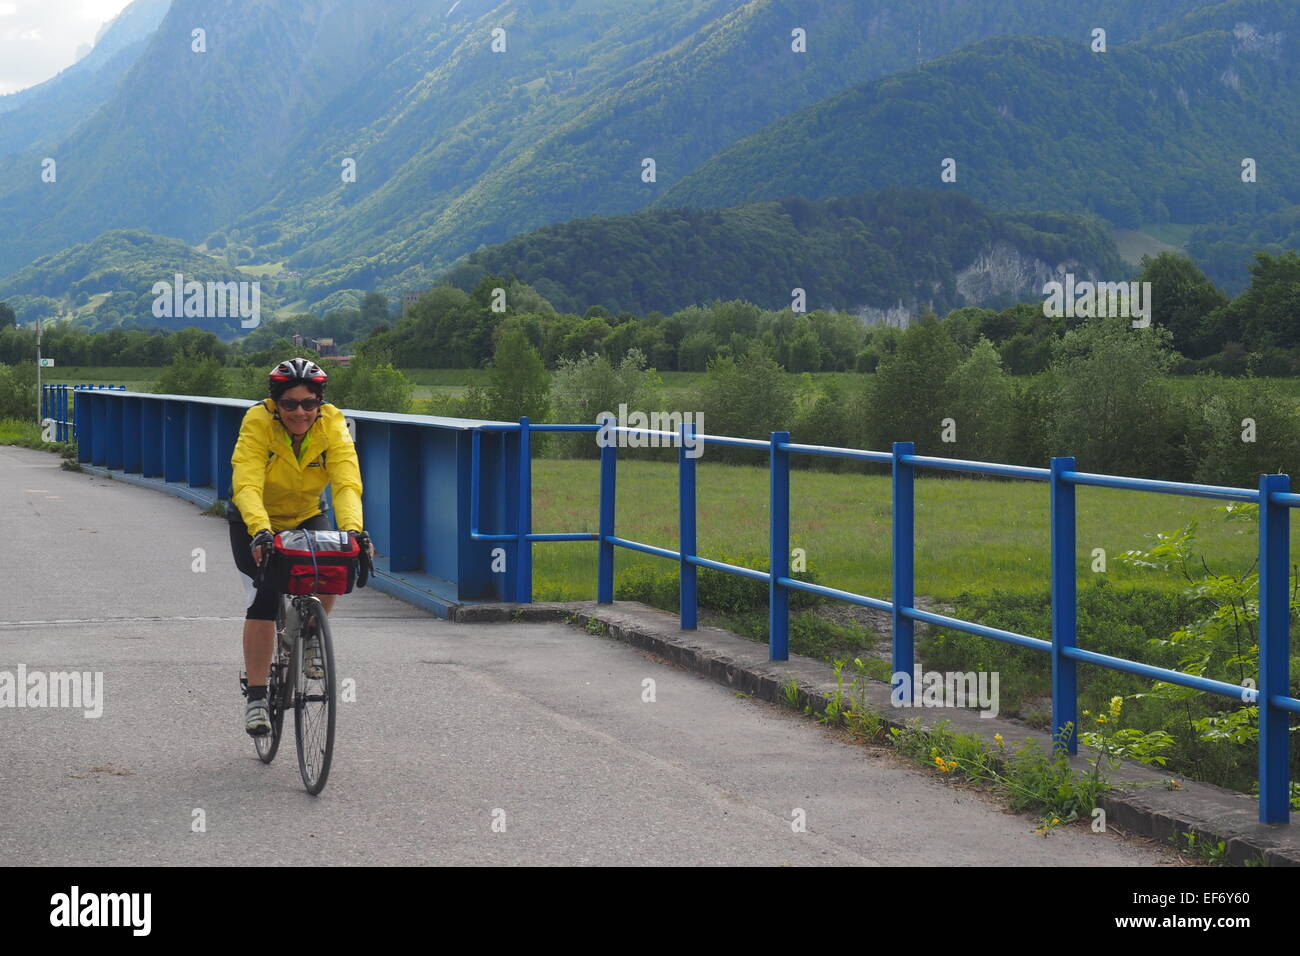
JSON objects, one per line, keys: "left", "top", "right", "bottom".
{"left": 277, "top": 397, "right": 322, "bottom": 412}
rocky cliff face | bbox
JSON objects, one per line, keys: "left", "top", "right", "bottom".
{"left": 854, "top": 241, "right": 1101, "bottom": 326}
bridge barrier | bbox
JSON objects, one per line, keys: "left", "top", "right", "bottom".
{"left": 72, "top": 391, "right": 1300, "bottom": 824}
{"left": 69, "top": 390, "right": 524, "bottom": 616}
{"left": 40, "top": 384, "right": 125, "bottom": 442}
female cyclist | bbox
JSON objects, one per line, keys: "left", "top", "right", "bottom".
{"left": 228, "top": 358, "right": 375, "bottom": 736}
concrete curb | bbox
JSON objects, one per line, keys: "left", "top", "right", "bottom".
{"left": 455, "top": 599, "right": 1300, "bottom": 866}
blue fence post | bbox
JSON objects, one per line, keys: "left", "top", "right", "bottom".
{"left": 891, "top": 441, "right": 915, "bottom": 682}
{"left": 1050, "top": 457, "right": 1079, "bottom": 755}
{"left": 1258, "top": 472, "right": 1290, "bottom": 824}
{"left": 769, "top": 431, "right": 791, "bottom": 661}
{"left": 59, "top": 386, "right": 69, "bottom": 442}
{"left": 515, "top": 417, "right": 533, "bottom": 603}
{"left": 75, "top": 390, "right": 90, "bottom": 461}
{"left": 678, "top": 421, "right": 697, "bottom": 629}
{"left": 597, "top": 422, "right": 617, "bottom": 604}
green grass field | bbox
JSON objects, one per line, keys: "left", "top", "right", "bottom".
{"left": 236, "top": 261, "right": 286, "bottom": 278}
{"left": 528, "top": 458, "right": 1272, "bottom": 605}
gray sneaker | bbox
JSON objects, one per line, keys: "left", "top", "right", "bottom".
{"left": 303, "top": 630, "right": 325, "bottom": 680}
{"left": 245, "top": 697, "right": 271, "bottom": 736}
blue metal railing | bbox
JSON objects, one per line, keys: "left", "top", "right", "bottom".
{"left": 66, "top": 389, "right": 1300, "bottom": 825}
{"left": 469, "top": 418, "right": 1300, "bottom": 825}
{"left": 66, "top": 390, "right": 526, "bottom": 615}
{"left": 40, "top": 384, "right": 125, "bottom": 441}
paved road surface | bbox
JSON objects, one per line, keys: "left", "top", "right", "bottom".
{"left": 0, "top": 446, "right": 1182, "bottom": 865}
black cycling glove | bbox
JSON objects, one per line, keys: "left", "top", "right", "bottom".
{"left": 250, "top": 529, "right": 275, "bottom": 564}
{"left": 349, "top": 530, "right": 373, "bottom": 587}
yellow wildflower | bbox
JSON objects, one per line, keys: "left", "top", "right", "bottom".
{"left": 1109, "top": 696, "right": 1124, "bottom": 720}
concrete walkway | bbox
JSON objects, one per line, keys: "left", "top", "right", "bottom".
{"left": 0, "top": 446, "right": 1184, "bottom": 865}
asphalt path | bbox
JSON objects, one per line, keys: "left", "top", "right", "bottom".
{"left": 0, "top": 446, "right": 1182, "bottom": 866}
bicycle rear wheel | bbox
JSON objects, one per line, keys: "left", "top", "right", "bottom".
{"left": 254, "top": 601, "right": 289, "bottom": 763}
{"left": 294, "top": 599, "right": 336, "bottom": 795}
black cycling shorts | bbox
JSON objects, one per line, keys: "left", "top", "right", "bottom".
{"left": 229, "top": 511, "right": 333, "bottom": 621}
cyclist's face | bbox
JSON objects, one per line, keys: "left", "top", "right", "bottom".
{"left": 277, "top": 385, "right": 321, "bottom": 436}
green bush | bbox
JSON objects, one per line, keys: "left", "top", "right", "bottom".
{"left": 0, "top": 362, "right": 37, "bottom": 421}
{"left": 791, "top": 379, "right": 865, "bottom": 469}
{"left": 153, "top": 347, "right": 229, "bottom": 397}
{"left": 867, "top": 313, "right": 960, "bottom": 452}
{"left": 942, "top": 337, "right": 1015, "bottom": 462}
{"left": 1047, "top": 317, "right": 1181, "bottom": 477}
{"left": 325, "top": 357, "right": 413, "bottom": 413}
{"left": 485, "top": 327, "right": 549, "bottom": 423}
{"left": 226, "top": 364, "right": 269, "bottom": 401}
{"left": 691, "top": 344, "right": 794, "bottom": 464}
{"left": 921, "top": 579, "right": 1205, "bottom": 718}
{"left": 547, "top": 348, "right": 661, "bottom": 459}
{"left": 1179, "top": 374, "right": 1300, "bottom": 486}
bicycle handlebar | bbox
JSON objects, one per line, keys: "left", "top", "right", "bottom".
{"left": 251, "top": 529, "right": 374, "bottom": 591}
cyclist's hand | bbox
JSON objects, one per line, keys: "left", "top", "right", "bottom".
{"left": 349, "top": 530, "right": 374, "bottom": 559}
{"left": 250, "top": 529, "right": 275, "bottom": 567}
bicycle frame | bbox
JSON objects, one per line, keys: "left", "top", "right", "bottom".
{"left": 275, "top": 594, "right": 323, "bottom": 708}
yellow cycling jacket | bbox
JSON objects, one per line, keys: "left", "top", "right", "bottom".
{"left": 229, "top": 398, "right": 364, "bottom": 537}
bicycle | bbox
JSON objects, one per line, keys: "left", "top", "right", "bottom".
{"left": 240, "top": 531, "right": 373, "bottom": 795}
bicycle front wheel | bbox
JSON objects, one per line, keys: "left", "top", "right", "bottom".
{"left": 294, "top": 599, "right": 336, "bottom": 795}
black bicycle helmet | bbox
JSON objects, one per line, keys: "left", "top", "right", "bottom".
{"left": 268, "top": 357, "right": 328, "bottom": 399}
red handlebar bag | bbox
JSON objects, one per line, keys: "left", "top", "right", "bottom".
{"left": 270, "top": 529, "right": 360, "bottom": 595}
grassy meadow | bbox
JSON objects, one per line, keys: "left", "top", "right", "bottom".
{"left": 529, "top": 457, "right": 1271, "bottom": 605}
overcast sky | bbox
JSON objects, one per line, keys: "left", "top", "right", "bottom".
{"left": 0, "top": 0, "right": 134, "bottom": 95}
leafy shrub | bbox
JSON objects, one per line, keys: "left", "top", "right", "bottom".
{"left": 1179, "top": 374, "right": 1300, "bottom": 486}
{"left": 921, "top": 579, "right": 1207, "bottom": 719}
{"left": 547, "top": 348, "right": 661, "bottom": 459}
{"left": 324, "top": 358, "right": 413, "bottom": 413}
{"left": 153, "top": 346, "right": 228, "bottom": 397}
{"left": 691, "top": 344, "right": 794, "bottom": 463}
{"left": 0, "top": 362, "right": 37, "bottom": 420}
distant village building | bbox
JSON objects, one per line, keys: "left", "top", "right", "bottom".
{"left": 403, "top": 291, "right": 419, "bottom": 318}
{"left": 291, "top": 333, "right": 339, "bottom": 357}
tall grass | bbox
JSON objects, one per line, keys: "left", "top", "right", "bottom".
{"left": 530, "top": 458, "right": 1270, "bottom": 603}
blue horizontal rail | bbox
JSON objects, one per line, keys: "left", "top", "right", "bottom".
{"left": 466, "top": 417, "right": 1300, "bottom": 826}
{"left": 1064, "top": 470, "right": 1260, "bottom": 502}
{"left": 605, "top": 536, "right": 679, "bottom": 561}
{"left": 780, "top": 441, "right": 893, "bottom": 464}
{"left": 905, "top": 606, "right": 1055, "bottom": 653}
{"left": 778, "top": 576, "right": 892, "bottom": 612}
{"left": 690, "top": 554, "right": 770, "bottom": 583}
{"left": 901, "top": 454, "right": 1050, "bottom": 481}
